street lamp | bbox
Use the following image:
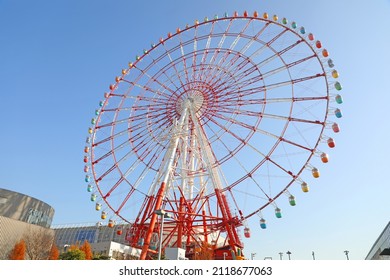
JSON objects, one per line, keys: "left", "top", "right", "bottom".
{"left": 279, "top": 252, "right": 283, "bottom": 260}
{"left": 155, "top": 209, "right": 172, "bottom": 260}
{"left": 286, "top": 251, "right": 292, "bottom": 260}
{"left": 223, "top": 252, "right": 228, "bottom": 260}
{"left": 251, "top": 253, "right": 256, "bottom": 260}
{"left": 312, "top": 251, "right": 316, "bottom": 260}
{"left": 344, "top": 250, "right": 349, "bottom": 260}
{"left": 63, "top": 244, "right": 70, "bottom": 253}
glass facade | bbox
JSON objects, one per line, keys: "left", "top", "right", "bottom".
{"left": 53, "top": 223, "right": 132, "bottom": 251}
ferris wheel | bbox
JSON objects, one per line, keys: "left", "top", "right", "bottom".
{"left": 83, "top": 11, "right": 343, "bottom": 260}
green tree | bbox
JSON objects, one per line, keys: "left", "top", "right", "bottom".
{"left": 59, "top": 248, "right": 86, "bottom": 260}
{"left": 92, "top": 254, "right": 111, "bottom": 260}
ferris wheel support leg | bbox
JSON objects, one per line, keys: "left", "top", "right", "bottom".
{"left": 140, "top": 109, "right": 189, "bottom": 260}
{"left": 214, "top": 188, "right": 241, "bottom": 255}
{"left": 202, "top": 209, "right": 208, "bottom": 244}
{"left": 189, "top": 109, "right": 242, "bottom": 257}
{"left": 177, "top": 197, "right": 184, "bottom": 249}
{"left": 139, "top": 182, "right": 167, "bottom": 260}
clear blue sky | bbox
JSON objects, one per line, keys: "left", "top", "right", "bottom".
{"left": 1, "top": 0, "right": 389, "bottom": 260}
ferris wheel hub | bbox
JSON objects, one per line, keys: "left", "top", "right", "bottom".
{"left": 176, "top": 89, "right": 205, "bottom": 116}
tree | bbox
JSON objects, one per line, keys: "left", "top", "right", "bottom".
{"left": 59, "top": 248, "right": 86, "bottom": 260}
{"left": 79, "top": 240, "right": 93, "bottom": 260}
{"left": 69, "top": 244, "right": 80, "bottom": 251}
{"left": 193, "top": 241, "right": 214, "bottom": 260}
{"left": 92, "top": 254, "right": 111, "bottom": 260}
{"left": 8, "top": 239, "right": 26, "bottom": 260}
{"left": 24, "top": 226, "right": 55, "bottom": 260}
{"left": 48, "top": 244, "right": 59, "bottom": 260}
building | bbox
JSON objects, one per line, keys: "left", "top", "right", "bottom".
{"left": 91, "top": 241, "right": 140, "bottom": 259}
{"left": 53, "top": 222, "right": 140, "bottom": 258}
{"left": 165, "top": 247, "right": 188, "bottom": 260}
{"left": 365, "top": 221, "right": 390, "bottom": 260}
{"left": 0, "top": 188, "right": 55, "bottom": 259}
{"left": 53, "top": 222, "right": 131, "bottom": 248}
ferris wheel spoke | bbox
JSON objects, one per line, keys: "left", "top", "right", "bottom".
{"left": 125, "top": 67, "right": 178, "bottom": 99}
{"left": 96, "top": 137, "right": 165, "bottom": 183}
{"left": 211, "top": 133, "right": 273, "bottom": 200}
{"left": 132, "top": 109, "right": 168, "bottom": 125}
{"left": 131, "top": 101, "right": 168, "bottom": 112}
{"left": 236, "top": 23, "right": 269, "bottom": 57}
{"left": 245, "top": 140, "right": 297, "bottom": 179}
{"left": 177, "top": 38, "right": 191, "bottom": 88}
{"left": 217, "top": 39, "right": 304, "bottom": 90}
{"left": 208, "top": 35, "right": 228, "bottom": 65}
{"left": 161, "top": 51, "right": 187, "bottom": 91}
{"left": 95, "top": 117, "right": 130, "bottom": 130}
{"left": 125, "top": 156, "right": 161, "bottom": 192}
{"left": 226, "top": 18, "right": 252, "bottom": 53}
{"left": 255, "top": 36, "right": 302, "bottom": 69}
{"left": 223, "top": 73, "right": 325, "bottom": 98}
{"left": 213, "top": 109, "right": 260, "bottom": 128}
{"left": 261, "top": 112, "right": 325, "bottom": 126}
{"left": 218, "top": 106, "right": 262, "bottom": 119}
{"left": 204, "top": 116, "right": 247, "bottom": 146}
{"left": 198, "top": 20, "right": 216, "bottom": 69}
{"left": 129, "top": 118, "right": 166, "bottom": 140}
{"left": 216, "top": 96, "right": 327, "bottom": 110}
{"left": 198, "top": 21, "right": 254, "bottom": 82}
{"left": 92, "top": 138, "right": 130, "bottom": 165}
{"left": 223, "top": 53, "right": 318, "bottom": 98}
{"left": 144, "top": 43, "right": 189, "bottom": 92}
{"left": 218, "top": 61, "right": 256, "bottom": 89}
{"left": 129, "top": 126, "right": 168, "bottom": 148}
{"left": 135, "top": 94, "right": 171, "bottom": 104}
{"left": 98, "top": 110, "right": 149, "bottom": 127}
{"left": 122, "top": 78, "right": 177, "bottom": 99}
{"left": 254, "top": 126, "right": 314, "bottom": 152}
{"left": 114, "top": 187, "right": 137, "bottom": 214}
{"left": 94, "top": 120, "right": 169, "bottom": 167}
{"left": 95, "top": 110, "right": 166, "bottom": 131}
{"left": 230, "top": 151, "right": 299, "bottom": 210}
{"left": 209, "top": 52, "right": 251, "bottom": 87}
{"left": 93, "top": 150, "right": 137, "bottom": 180}
{"left": 197, "top": 61, "right": 239, "bottom": 91}
{"left": 190, "top": 24, "right": 200, "bottom": 82}
{"left": 234, "top": 53, "right": 317, "bottom": 89}
{"left": 102, "top": 176, "right": 127, "bottom": 199}
{"left": 93, "top": 128, "right": 128, "bottom": 146}
{"left": 262, "top": 53, "right": 317, "bottom": 78}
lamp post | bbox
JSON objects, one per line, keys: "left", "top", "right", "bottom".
{"left": 63, "top": 244, "right": 70, "bottom": 253}
{"left": 223, "top": 252, "right": 228, "bottom": 260}
{"left": 155, "top": 209, "right": 172, "bottom": 260}
{"left": 251, "top": 253, "right": 256, "bottom": 260}
{"left": 312, "top": 251, "right": 315, "bottom": 260}
{"left": 286, "top": 251, "right": 292, "bottom": 260}
{"left": 279, "top": 252, "right": 283, "bottom": 260}
{"left": 344, "top": 250, "right": 349, "bottom": 260}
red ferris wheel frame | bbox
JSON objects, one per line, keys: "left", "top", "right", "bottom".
{"left": 84, "top": 11, "right": 343, "bottom": 260}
